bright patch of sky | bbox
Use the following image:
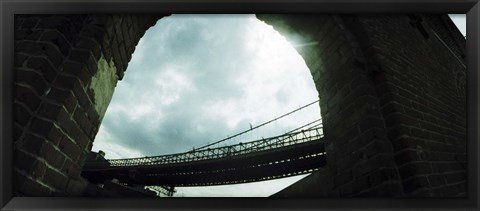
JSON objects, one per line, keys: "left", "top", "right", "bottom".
{"left": 448, "top": 14, "right": 466, "bottom": 36}
{"left": 92, "top": 14, "right": 320, "bottom": 197}
{"left": 92, "top": 14, "right": 466, "bottom": 197}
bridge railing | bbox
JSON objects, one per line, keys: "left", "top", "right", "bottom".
{"left": 90, "top": 125, "right": 323, "bottom": 167}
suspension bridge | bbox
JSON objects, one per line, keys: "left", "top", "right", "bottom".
{"left": 82, "top": 100, "right": 327, "bottom": 190}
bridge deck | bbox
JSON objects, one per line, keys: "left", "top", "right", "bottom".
{"left": 82, "top": 127, "right": 326, "bottom": 186}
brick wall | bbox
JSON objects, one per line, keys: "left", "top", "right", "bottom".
{"left": 14, "top": 14, "right": 161, "bottom": 196}
{"left": 258, "top": 14, "right": 404, "bottom": 197}
{"left": 353, "top": 14, "right": 467, "bottom": 197}
{"left": 14, "top": 14, "right": 465, "bottom": 197}
{"left": 259, "top": 14, "right": 466, "bottom": 197}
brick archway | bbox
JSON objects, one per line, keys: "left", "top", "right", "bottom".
{"left": 13, "top": 14, "right": 466, "bottom": 197}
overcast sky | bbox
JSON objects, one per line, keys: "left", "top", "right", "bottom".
{"left": 92, "top": 14, "right": 466, "bottom": 197}
{"left": 449, "top": 14, "right": 466, "bottom": 36}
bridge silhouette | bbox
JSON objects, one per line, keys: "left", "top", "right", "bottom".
{"left": 82, "top": 100, "right": 326, "bottom": 188}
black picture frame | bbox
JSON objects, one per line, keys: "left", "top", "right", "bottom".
{"left": 1, "top": 0, "right": 479, "bottom": 210}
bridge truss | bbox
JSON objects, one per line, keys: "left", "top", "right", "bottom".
{"left": 82, "top": 100, "right": 327, "bottom": 187}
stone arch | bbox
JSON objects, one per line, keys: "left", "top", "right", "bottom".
{"left": 13, "top": 14, "right": 466, "bottom": 197}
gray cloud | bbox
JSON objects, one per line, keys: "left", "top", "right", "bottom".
{"left": 94, "top": 15, "right": 322, "bottom": 156}
{"left": 92, "top": 14, "right": 321, "bottom": 196}
{"left": 92, "top": 14, "right": 466, "bottom": 197}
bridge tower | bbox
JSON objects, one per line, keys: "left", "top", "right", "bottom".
{"left": 13, "top": 14, "right": 466, "bottom": 197}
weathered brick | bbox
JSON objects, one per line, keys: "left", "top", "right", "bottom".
{"left": 385, "top": 113, "right": 420, "bottom": 128}
{"left": 38, "top": 102, "right": 65, "bottom": 120}
{"left": 335, "top": 125, "right": 360, "bottom": 146}
{"left": 15, "top": 68, "right": 49, "bottom": 95}
{"left": 18, "top": 133, "right": 47, "bottom": 156}
{"left": 360, "top": 139, "right": 393, "bottom": 159}
{"left": 40, "top": 30, "right": 72, "bottom": 56}
{"left": 58, "top": 138, "right": 82, "bottom": 161}
{"left": 454, "top": 154, "right": 467, "bottom": 162}
{"left": 387, "top": 125, "right": 410, "bottom": 142}
{"left": 54, "top": 18, "right": 82, "bottom": 45}
{"left": 31, "top": 161, "right": 48, "bottom": 179}
{"left": 398, "top": 162, "right": 432, "bottom": 179}
{"left": 353, "top": 154, "right": 394, "bottom": 178}
{"left": 68, "top": 48, "right": 92, "bottom": 67}
{"left": 358, "top": 117, "right": 384, "bottom": 133}
{"left": 15, "top": 29, "right": 44, "bottom": 41}
{"left": 15, "top": 53, "right": 30, "bottom": 67}
{"left": 42, "top": 143, "right": 66, "bottom": 169}
{"left": 20, "top": 17, "right": 40, "bottom": 29}
{"left": 46, "top": 87, "right": 77, "bottom": 113}
{"left": 73, "top": 107, "right": 93, "bottom": 140}
{"left": 381, "top": 102, "right": 404, "bottom": 117}
{"left": 432, "top": 183, "right": 461, "bottom": 197}
{"left": 14, "top": 123, "right": 24, "bottom": 142}
{"left": 352, "top": 173, "right": 371, "bottom": 194}
{"left": 427, "top": 174, "right": 446, "bottom": 187}
{"left": 333, "top": 170, "right": 353, "bottom": 188}
{"left": 19, "top": 176, "right": 52, "bottom": 196}
{"left": 25, "top": 56, "right": 58, "bottom": 83}
{"left": 36, "top": 16, "right": 71, "bottom": 29}
{"left": 30, "top": 117, "right": 54, "bottom": 136}
{"left": 67, "top": 163, "right": 82, "bottom": 179}
{"left": 65, "top": 178, "right": 87, "bottom": 195}
{"left": 14, "top": 102, "right": 32, "bottom": 126}
{"left": 15, "top": 149, "right": 38, "bottom": 174}
{"left": 80, "top": 23, "right": 109, "bottom": 49}
{"left": 14, "top": 84, "right": 42, "bottom": 111}
{"left": 357, "top": 182, "right": 403, "bottom": 197}
{"left": 43, "top": 168, "right": 69, "bottom": 190}
{"left": 403, "top": 176, "right": 431, "bottom": 194}
{"left": 444, "top": 171, "right": 466, "bottom": 184}
{"left": 16, "top": 41, "right": 65, "bottom": 68}
{"left": 77, "top": 37, "right": 102, "bottom": 59}
{"left": 411, "top": 128, "right": 433, "bottom": 140}
{"left": 71, "top": 84, "right": 93, "bottom": 110}
{"left": 61, "top": 158, "right": 73, "bottom": 173}
{"left": 111, "top": 38, "right": 125, "bottom": 77}
{"left": 411, "top": 188, "right": 433, "bottom": 197}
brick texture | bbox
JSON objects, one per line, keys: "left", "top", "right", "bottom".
{"left": 14, "top": 14, "right": 465, "bottom": 197}
{"left": 259, "top": 14, "right": 465, "bottom": 197}
{"left": 14, "top": 14, "right": 162, "bottom": 196}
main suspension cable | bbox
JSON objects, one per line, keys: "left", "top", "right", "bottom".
{"left": 191, "top": 99, "right": 320, "bottom": 151}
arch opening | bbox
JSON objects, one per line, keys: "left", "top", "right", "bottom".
{"left": 91, "top": 14, "right": 323, "bottom": 197}
{"left": 12, "top": 13, "right": 467, "bottom": 198}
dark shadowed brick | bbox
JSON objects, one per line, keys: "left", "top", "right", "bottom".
{"left": 43, "top": 168, "right": 69, "bottom": 190}
{"left": 14, "top": 102, "right": 32, "bottom": 126}
{"left": 15, "top": 149, "right": 38, "bottom": 174}
{"left": 18, "top": 133, "right": 46, "bottom": 156}
{"left": 20, "top": 17, "right": 39, "bottom": 29}
{"left": 394, "top": 149, "right": 421, "bottom": 166}
{"left": 14, "top": 84, "right": 42, "bottom": 111}
{"left": 58, "top": 138, "right": 82, "bottom": 161}
{"left": 15, "top": 29, "right": 44, "bottom": 41}
{"left": 26, "top": 56, "right": 58, "bottom": 83}
{"left": 15, "top": 53, "right": 29, "bottom": 67}
{"left": 19, "top": 175, "right": 52, "bottom": 196}
{"left": 66, "top": 178, "right": 87, "bottom": 195}
{"left": 46, "top": 87, "right": 77, "bottom": 113}
{"left": 42, "top": 142, "right": 66, "bottom": 169}
{"left": 398, "top": 162, "right": 432, "bottom": 179}
{"left": 403, "top": 176, "right": 431, "bottom": 194}
{"left": 333, "top": 170, "right": 353, "bottom": 188}
{"left": 67, "top": 163, "right": 82, "bottom": 179}
{"left": 15, "top": 68, "right": 48, "bottom": 95}
{"left": 40, "top": 30, "right": 72, "bottom": 56}
{"left": 38, "top": 102, "right": 65, "bottom": 120}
